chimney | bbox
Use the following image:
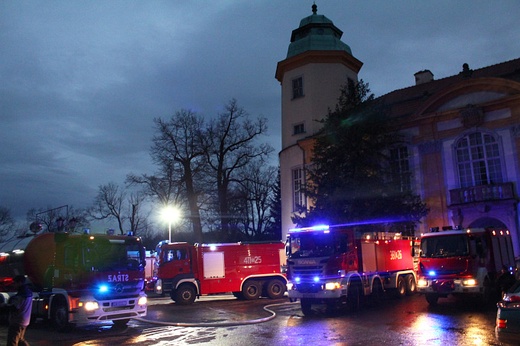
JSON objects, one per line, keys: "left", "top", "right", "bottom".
{"left": 414, "top": 70, "right": 434, "bottom": 85}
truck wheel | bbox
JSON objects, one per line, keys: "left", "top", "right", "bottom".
{"left": 300, "top": 298, "right": 313, "bottom": 316}
{"left": 266, "top": 279, "right": 286, "bottom": 299}
{"left": 405, "top": 274, "right": 416, "bottom": 295}
{"left": 395, "top": 276, "right": 407, "bottom": 298}
{"left": 175, "top": 284, "right": 197, "bottom": 305}
{"left": 242, "top": 280, "right": 261, "bottom": 300}
{"left": 425, "top": 293, "right": 438, "bottom": 305}
{"left": 51, "top": 299, "right": 71, "bottom": 332}
{"left": 371, "top": 279, "right": 384, "bottom": 305}
{"left": 346, "top": 282, "right": 361, "bottom": 311}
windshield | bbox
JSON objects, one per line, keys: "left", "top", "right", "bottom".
{"left": 158, "top": 247, "right": 189, "bottom": 264}
{"left": 65, "top": 238, "right": 145, "bottom": 272}
{"left": 420, "top": 234, "right": 469, "bottom": 258}
{"left": 288, "top": 232, "right": 347, "bottom": 258}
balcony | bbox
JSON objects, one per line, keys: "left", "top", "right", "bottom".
{"left": 449, "top": 182, "right": 516, "bottom": 205}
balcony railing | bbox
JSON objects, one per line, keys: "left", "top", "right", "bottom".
{"left": 449, "top": 182, "right": 516, "bottom": 205}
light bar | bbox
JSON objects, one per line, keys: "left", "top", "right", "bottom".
{"left": 289, "top": 225, "right": 330, "bottom": 233}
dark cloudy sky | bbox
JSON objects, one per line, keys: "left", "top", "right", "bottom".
{"left": 1, "top": 1, "right": 519, "bottom": 228}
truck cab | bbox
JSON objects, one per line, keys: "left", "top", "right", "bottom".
{"left": 416, "top": 227, "right": 515, "bottom": 305}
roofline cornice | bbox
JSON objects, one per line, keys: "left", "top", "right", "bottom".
{"left": 414, "top": 77, "right": 520, "bottom": 116}
{"left": 275, "top": 50, "right": 363, "bottom": 82}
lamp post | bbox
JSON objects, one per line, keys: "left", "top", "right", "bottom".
{"left": 161, "top": 206, "right": 180, "bottom": 243}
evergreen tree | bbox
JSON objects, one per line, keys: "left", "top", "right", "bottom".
{"left": 294, "top": 79, "right": 428, "bottom": 234}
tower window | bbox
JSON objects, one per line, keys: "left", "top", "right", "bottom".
{"left": 292, "top": 167, "right": 306, "bottom": 211}
{"left": 292, "top": 77, "right": 304, "bottom": 99}
{"left": 293, "top": 123, "right": 305, "bottom": 135}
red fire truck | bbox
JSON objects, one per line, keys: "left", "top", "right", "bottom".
{"left": 154, "top": 241, "right": 287, "bottom": 304}
{"left": 416, "top": 227, "right": 516, "bottom": 305}
{"left": 0, "top": 232, "right": 147, "bottom": 330}
{"left": 285, "top": 224, "right": 417, "bottom": 315}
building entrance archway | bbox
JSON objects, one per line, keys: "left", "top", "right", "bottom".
{"left": 468, "top": 217, "right": 507, "bottom": 229}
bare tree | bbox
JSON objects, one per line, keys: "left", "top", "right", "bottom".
{"left": 127, "top": 191, "right": 151, "bottom": 235}
{"left": 89, "top": 183, "right": 148, "bottom": 235}
{"left": 204, "top": 99, "right": 273, "bottom": 238}
{"left": 130, "top": 109, "right": 207, "bottom": 243}
{"left": 234, "top": 161, "right": 278, "bottom": 239}
{"left": 128, "top": 160, "right": 180, "bottom": 206}
{"left": 0, "top": 206, "right": 15, "bottom": 240}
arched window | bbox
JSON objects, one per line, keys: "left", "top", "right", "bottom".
{"left": 455, "top": 132, "right": 503, "bottom": 188}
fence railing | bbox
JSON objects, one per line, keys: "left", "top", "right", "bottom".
{"left": 449, "top": 182, "right": 515, "bottom": 205}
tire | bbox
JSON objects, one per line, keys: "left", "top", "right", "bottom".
{"left": 51, "top": 298, "right": 71, "bottom": 332}
{"left": 300, "top": 298, "right": 313, "bottom": 316}
{"left": 395, "top": 276, "right": 407, "bottom": 298}
{"left": 266, "top": 279, "right": 286, "bottom": 299}
{"left": 425, "top": 293, "right": 439, "bottom": 305}
{"left": 371, "top": 279, "right": 384, "bottom": 305}
{"left": 174, "top": 284, "right": 197, "bottom": 305}
{"left": 405, "top": 274, "right": 416, "bottom": 295}
{"left": 346, "top": 282, "right": 361, "bottom": 311}
{"left": 242, "top": 280, "right": 261, "bottom": 300}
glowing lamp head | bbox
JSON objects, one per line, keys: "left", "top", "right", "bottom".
{"left": 99, "top": 285, "right": 109, "bottom": 293}
{"left": 428, "top": 270, "right": 436, "bottom": 276}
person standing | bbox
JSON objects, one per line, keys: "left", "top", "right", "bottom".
{"left": 3, "top": 275, "right": 33, "bottom": 346}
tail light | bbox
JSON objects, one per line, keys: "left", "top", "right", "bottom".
{"left": 497, "top": 318, "right": 507, "bottom": 329}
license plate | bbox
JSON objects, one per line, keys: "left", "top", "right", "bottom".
{"left": 112, "top": 301, "right": 127, "bottom": 307}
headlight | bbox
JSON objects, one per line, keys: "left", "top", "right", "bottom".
{"left": 417, "top": 278, "right": 428, "bottom": 287}
{"left": 138, "top": 296, "right": 147, "bottom": 306}
{"left": 325, "top": 282, "right": 341, "bottom": 290}
{"left": 84, "top": 301, "right": 99, "bottom": 311}
{"left": 155, "top": 279, "right": 163, "bottom": 294}
{"left": 462, "top": 278, "right": 477, "bottom": 286}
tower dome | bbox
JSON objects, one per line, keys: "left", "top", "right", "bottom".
{"left": 287, "top": 4, "right": 352, "bottom": 58}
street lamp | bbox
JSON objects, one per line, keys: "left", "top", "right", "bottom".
{"left": 161, "top": 206, "right": 181, "bottom": 243}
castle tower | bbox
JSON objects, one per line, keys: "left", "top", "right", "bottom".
{"left": 275, "top": 4, "right": 363, "bottom": 238}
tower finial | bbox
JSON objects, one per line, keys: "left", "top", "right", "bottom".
{"left": 312, "top": 3, "right": 317, "bottom": 15}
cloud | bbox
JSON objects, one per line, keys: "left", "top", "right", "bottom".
{"left": 1, "top": 0, "right": 519, "bottom": 228}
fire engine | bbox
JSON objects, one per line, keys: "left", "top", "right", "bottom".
{"left": 416, "top": 227, "right": 516, "bottom": 305}
{"left": 0, "top": 231, "right": 147, "bottom": 330}
{"left": 154, "top": 241, "right": 286, "bottom": 304}
{"left": 285, "top": 224, "right": 417, "bottom": 315}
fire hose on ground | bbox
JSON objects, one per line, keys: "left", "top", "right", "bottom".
{"left": 133, "top": 300, "right": 298, "bottom": 327}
